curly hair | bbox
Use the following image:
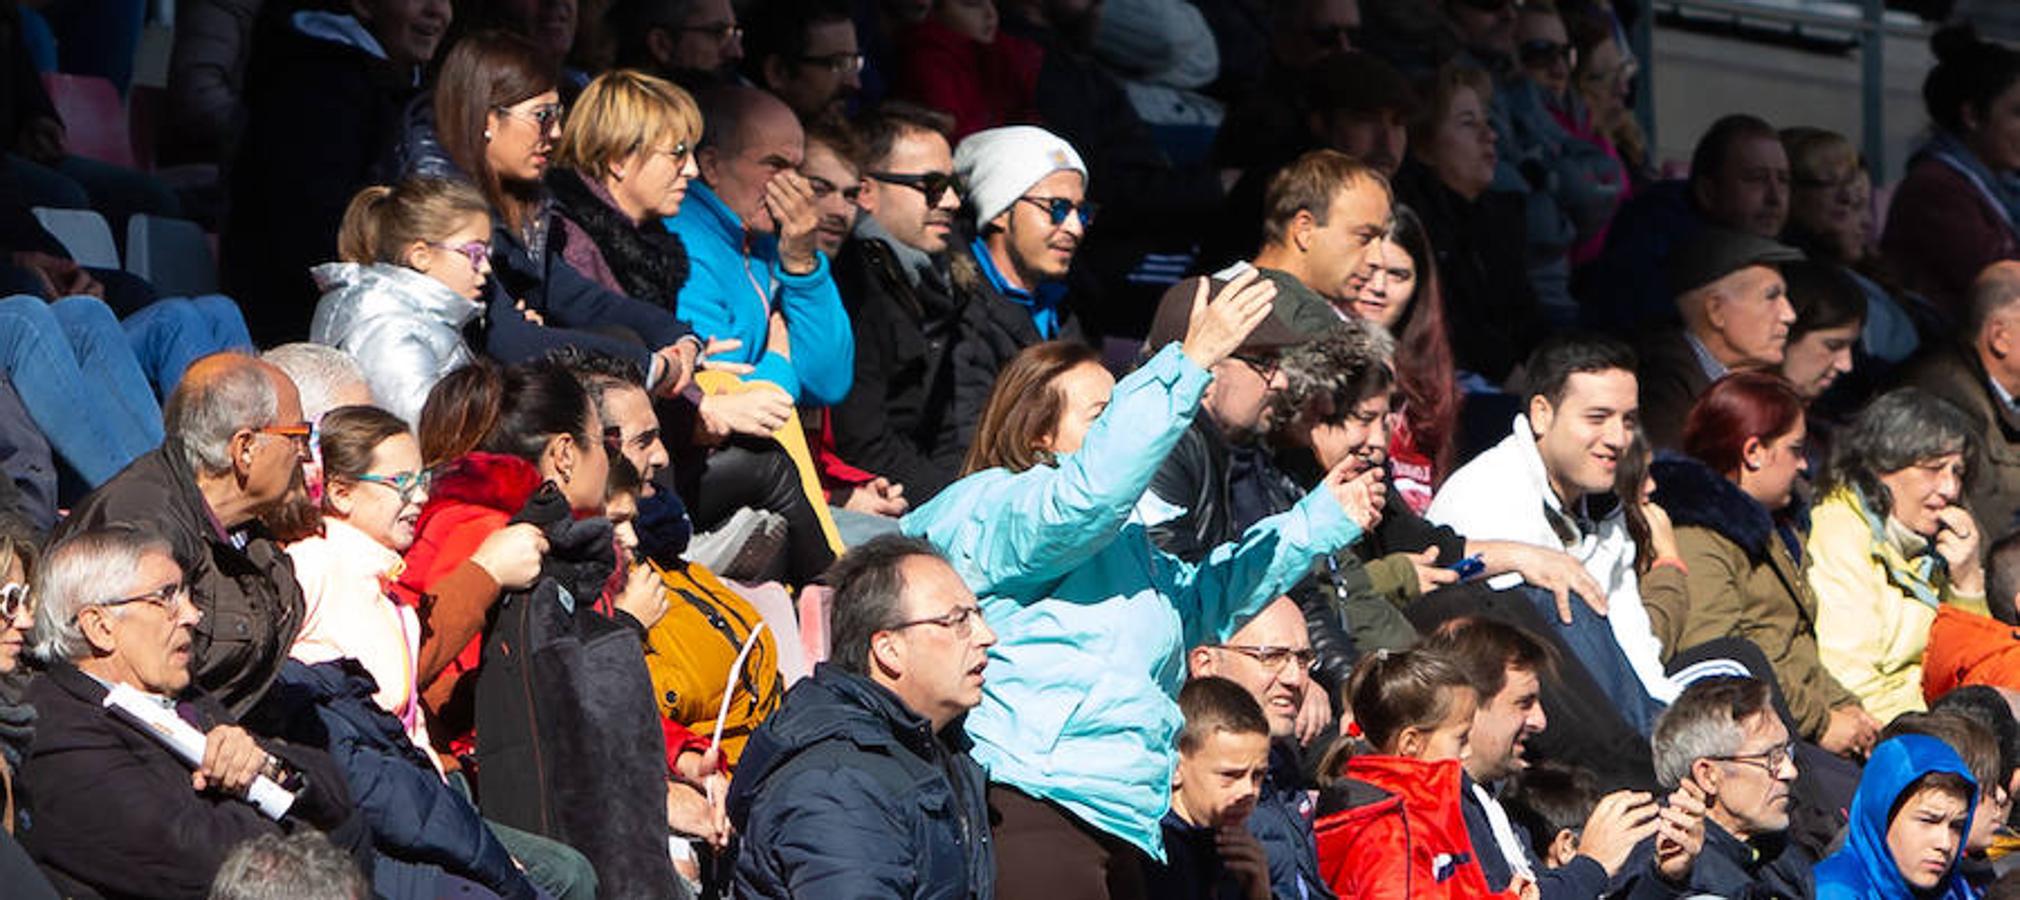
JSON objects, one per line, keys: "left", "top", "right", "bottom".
{"left": 1275, "top": 318, "right": 1397, "bottom": 424}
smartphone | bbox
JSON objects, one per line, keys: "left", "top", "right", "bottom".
{"left": 1447, "top": 554, "right": 1486, "bottom": 580}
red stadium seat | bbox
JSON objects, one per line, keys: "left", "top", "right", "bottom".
{"left": 40, "top": 73, "right": 135, "bottom": 168}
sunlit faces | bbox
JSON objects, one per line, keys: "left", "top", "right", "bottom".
{"left": 1301, "top": 182, "right": 1393, "bottom": 304}
{"left": 1190, "top": 599, "right": 1311, "bottom": 740}
{"left": 881, "top": 554, "right": 997, "bottom": 730}
{"left": 1886, "top": 783, "right": 1972, "bottom": 891}
{"left": 1701, "top": 265, "right": 1797, "bottom": 367}
{"left": 1345, "top": 236, "right": 1416, "bottom": 330}
{"left": 552, "top": 405, "right": 613, "bottom": 513}
{"left": 409, "top": 212, "right": 494, "bottom": 300}
{"left": 333, "top": 433, "right": 430, "bottom": 553}
{"left": 1699, "top": 712, "right": 1797, "bottom": 841}
{"left": 1173, "top": 728, "right": 1272, "bottom": 828}
{"left": 84, "top": 551, "right": 202, "bottom": 696}
{"left": 1529, "top": 368, "right": 1637, "bottom": 503}
{"left": 1039, "top": 361, "right": 1114, "bottom": 457}
{"left": 698, "top": 101, "right": 805, "bottom": 234}
{"left": 487, "top": 90, "right": 565, "bottom": 182}
{"left": 612, "top": 139, "right": 700, "bottom": 222}
{"left": 1877, "top": 452, "right": 1968, "bottom": 538}
{"left": 1306, "top": 391, "right": 1392, "bottom": 472}
{"left": 991, "top": 169, "right": 1087, "bottom": 287}
{"left": 1207, "top": 353, "right": 1288, "bottom": 439}
{"left": 600, "top": 383, "right": 670, "bottom": 489}
{"left": 1465, "top": 664, "right": 1545, "bottom": 783}
{"left": 0, "top": 552, "right": 28, "bottom": 674}
{"left": 1403, "top": 686, "right": 1476, "bottom": 763}
{"left": 1780, "top": 323, "right": 1859, "bottom": 400}
{"left": 801, "top": 138, "right": 863, "bottom": 257}
{"left": 862, "top": 129, "right": 959, "bottom": 255}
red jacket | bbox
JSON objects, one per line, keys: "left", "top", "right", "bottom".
{"left": 1882, "top": 155, "right": 2020, "bottom": 320}
{"left": 1316, "top": 756, "right": 1518, "bottom": 900}
{"left": 398, "top": 452, "right": 707, "bottom": 770}
{"left": 896, "top": 19, "right": 1043, "bottom": 140}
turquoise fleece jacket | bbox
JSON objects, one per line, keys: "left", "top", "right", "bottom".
{"left": 901, "top": 343, "right": 1365, "bottom": 859}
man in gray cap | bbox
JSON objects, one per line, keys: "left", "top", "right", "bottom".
{"left": 1638, "top": 227, "right": 1804, "bottom": 448}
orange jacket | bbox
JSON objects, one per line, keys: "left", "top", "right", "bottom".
{"left": 1923, "top": 603, "right": 2020, "bottom": 702}
{"left": 1316, "top": 756, "right": 1520, "bottom": 900}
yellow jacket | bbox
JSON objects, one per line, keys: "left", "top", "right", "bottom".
{"left": 640, "top": 560, "right": 785, "bottom": 765}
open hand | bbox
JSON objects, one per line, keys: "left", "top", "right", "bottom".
{"left": 1178, "top": 269, "right": 1277, "bottom": 371}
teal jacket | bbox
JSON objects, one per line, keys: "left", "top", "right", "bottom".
{"left": 664, "top": 183, "right": 854, "bottom": 404}
{"left": 901, "top": 344, "right": 1364, "bottom": 859}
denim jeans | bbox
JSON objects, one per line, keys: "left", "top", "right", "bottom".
{"left": 121, "top": 295, "right": 255, "bottom": 394}
{"left": 0, "top": 295, "right": 162, "bottom": 485}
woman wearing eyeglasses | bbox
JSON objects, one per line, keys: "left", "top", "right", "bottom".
{"left": 903, "top": 271, "right": 1386, "bottom": 900}
{"left": 550, "top": 69, "right": 703, "bottom": 311}
{"left": 0, "top": 516, "right": 52, "bottom": 900}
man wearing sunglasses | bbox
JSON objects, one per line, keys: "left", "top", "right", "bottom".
{"left": 955, "top": 125, "right": 1091, "bottom": 344}
{"left": 1649, "top": 677, "right": 1810, "bottom": 897}
{"left": 833, "top": 105, "right": 1022, "bottom": 506}
{"left": 55, "top": 354, "right": 312, "bottom": 716}
{"left": 730, "top": 535, "right": 997, "bottom": 898}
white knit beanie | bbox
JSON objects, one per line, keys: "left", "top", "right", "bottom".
{"left": 953, "top": 126, "right": 1089, "bottom": 229}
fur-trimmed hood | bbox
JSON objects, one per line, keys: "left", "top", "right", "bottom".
{"left": 547, "top": 167, "right": 691, "bottom": 311}
{"left": 1650, "top": 454, "right": 1808, "bottom": 564}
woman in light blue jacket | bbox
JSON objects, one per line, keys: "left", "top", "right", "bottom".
{"left": 901, "top": 270, "right": 1384, "bottom": 895}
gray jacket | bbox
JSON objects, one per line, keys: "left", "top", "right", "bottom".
{"left": 309, "top": 262, "right": 480, "bottom": 425}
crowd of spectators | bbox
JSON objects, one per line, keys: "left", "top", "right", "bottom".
{"left": 14, "top": 0, "right": 2020, "bottom": 897}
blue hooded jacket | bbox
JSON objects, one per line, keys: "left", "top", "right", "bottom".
{"left": 1816, "top": 735, "right": 1979, "bottom": 900}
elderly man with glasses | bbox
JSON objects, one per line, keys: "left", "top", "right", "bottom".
{"left": 17, "top": 526, "right": 365, "bottom": 899}
{"left": 1187, "top": 597, "right": 1329, "bottom": 900}
{"left": 728, "top": 535, "right": 997, "bottom": 899}
{"left": 1649, "top": 676, "right": 1811, "bottom": 898}
{"left": 54, "top": 353, "right": 313, "bottom": 716}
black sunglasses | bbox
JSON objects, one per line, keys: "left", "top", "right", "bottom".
{"left": 1519, "top": 40, "right": 1574, "bottom": 67}
{"left": 867, "top": 171, "right": 959, "bottom": 207}
{"left": 1017, "top": 195, "right": 1096, "bottom": 228}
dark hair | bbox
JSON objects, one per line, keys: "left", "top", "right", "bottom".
{"left": 853, "top": 101, "right": 953, "bottom": 170}
{"left": 609, "top": 0, "right": 698, "bottom": 68}
{"left": 545, "top": 346, "right": 647, "bottom": 441}
{"left": 433, "top": 31, "right": 561, "bottom": 235}
{"left": 1688, "top": 114, "right": 1779, "bottom": 190}
{"left": 1505, "top": 762, "right": 1600, "bottom": 854}
{"left": 1886, "top": 712, "right": 2002, "bottom": 801}
{"left": 824, "top": 534, "right": 946, "bottom": 677}
{"left": 1825, "top": 386, "right": 1979, "bottom": 514}
{"left": 1381, "top": 205, "right": 1459, "bottom": 483}
{"left": 1178, "top": 676, "right": 1271, "bottom": 754}
{"left": 1519, "top": 332, "right": 1638, "bottom": 408}
{"left": 1990, "top": 534, "right": 2020, "bottom": 625}
{"left": 1933, "top": 686, "right": 2020, "bottom": 786}
{"left": 1682, "top": 371, "right": 1806, "bottom": 480}
{"left": 1344, "top": 648, "right": 1475, "bottom": 753}
{"left": 1302, "top": 51, "right": 1418, "bottom": 119}
{"left": 1421, "top": 617, "right": 1553, "bottom": 701}
{"left": 263, "top": 405, "right": 414, "bottom": 543}
{"left": 1782, "top": 259, "right": 1868, "bottom": 342}
{"left": 606, "top": 452, "right": 643, "bottom": 500}
{"left": 416, "top": 360, "right": 593, "bottom": 467}
{"left": 1618, "top": 422, "right": 1655, "bottom": 571}
{"left": 963, "top": 341, "right": 1104, "bottom": 475}
{"left": 743, "top": 0, "right": 853, "bottom": 81}
{"left": 1925, "top": 25, "right": 2020, "bottom": 137}
{"left": 805, "top": 112, "right": 866, "bottom": 170}
{"left": 1892, "top": 770, "right": 1979, "bottom": 826}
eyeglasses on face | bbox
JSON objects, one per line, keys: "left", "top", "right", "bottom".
{"left": 1017, "top": 195, "right": 1095, "bottom": 228}
{"left": 885, "top": 603, "right": 987, "bottom": 639}
{"left": 1519, "top": 40, "right": 1575, "bottom": 68}
{"left": 82, "top": 580, "right": 192, "bottom": 622}
{"left": 1216, "top": 644, "right": 1317, "bottom": 672}
{"left": 675, "top": 21, "right": 742, "bottom": 44}
{"left": 429, "top": 240, "right": 490, "bottom": 270}
{"left": 352, "top": 469, "right": 435, "bottom": 506}
{"left": 255, "top": 423, "right": 314, "bottom": 458}
{"left": 498, "top": 102, "right": 566, "bottom": 130}
{"left": 1229, "top": 353, "right": 1280, "bottom": 383}
{"left": 868, "top": 170, "right": 958, "bottom": 207}
{"left": 0, "top": 582, "right": 29, "bottom": 620}
{"left": 796, "top": 52, "right": 865, "bottom": 76}
{"left": 1709, "top": 741, "right": 1797, "bottom": 774}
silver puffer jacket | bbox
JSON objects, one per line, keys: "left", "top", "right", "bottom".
{"left": 309, "top": 262, "right": 482, "bottom": 425}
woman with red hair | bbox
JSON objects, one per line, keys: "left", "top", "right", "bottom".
{"left": 1339, "top": 205, "right": 1460, "bottom": 513}
{"left": 1645, "top": 371, "right": 1882, "bottom": 757}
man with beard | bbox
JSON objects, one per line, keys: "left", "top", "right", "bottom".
{"left": 803, "top": 117, "right": 866, "bottom": 259}
{"left": 608, "top": 0, "right": 747, "bottom": 91}
{"left": 743, "top": 0, "right": 862, "bottom": 122}
{"left": 53, "top": 354, "right": 312, "bottom": 715}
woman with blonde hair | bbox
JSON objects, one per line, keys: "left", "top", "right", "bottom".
{"left": 551, "top": 68, "right": 705, "bottom": 310}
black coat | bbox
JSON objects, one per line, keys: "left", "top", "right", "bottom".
{"left": 17, "top": 660, "right": 368, "bottom": 899}
{"left": 547, "top": 167, "right": 691, "bottom": 312}
{"left": 1148, "top": 415, "right": 1235, "bottom": 564}
{"left": 54, "top": 442, "right": 306, "bottom": 716}
{"left": 249, "top": 660, "right": 537, "bottom": 900}
{"left": 1394, "top": 159, "right": 1547, "bottom": 385}
{"left": 832, "top": 236, "right": 1055, "bottom": 502}
{"left": 223, "top": 23, "right": 418, "bottom": 345}
{"left": 1686, "top": 821, "right": 1813, "bottom": 900}
{"left": 727, "top": 664, "right": 993, "bottom": 900}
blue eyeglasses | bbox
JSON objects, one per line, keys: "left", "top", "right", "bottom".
{"left": 1017, "top": 195, "right": 1095, "bottom": 228}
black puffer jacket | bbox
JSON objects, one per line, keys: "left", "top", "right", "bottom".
{"left": 727, "top": 664, "right": 993, "bottom": 900}
{"left": 1147, "top": 416, "right": 1235, "bottom": 564}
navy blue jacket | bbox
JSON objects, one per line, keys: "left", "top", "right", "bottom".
{"left": 727, "top": 663, "right": 993, "bottom": 899}
{"left": 1143, "top": 809, "right": 1246, "bottom": 900}
{"left": 1249, "top": 741, "right": 1333, "bottom": 900}
{"left": 1686, "top": 821, "right": 1813, "bottom": 900}
{"left": 253, "top": 660, "right": 538, "bottom": 900}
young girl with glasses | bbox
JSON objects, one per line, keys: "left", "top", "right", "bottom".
{"left": 310, "top": 178, "right": 496, "bottom": 425}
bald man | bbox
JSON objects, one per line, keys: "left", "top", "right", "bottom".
{"left": 666, "top": 85, "right": 854, "bottom": 407}
{"left": 1187, "top": 598, "right": 1329, "bottom": 900}
{"left": 55, "top": 353, "right": 311, "bottom": 714}
{"left": 1898, "top": 261, "right": 2020, "bottom": 559}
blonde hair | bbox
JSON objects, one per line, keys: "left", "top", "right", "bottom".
{"left": 557, "top": 69, "right": 704, "bottom": 181}
{"left": 1780, "top": 126, "right": 1863, "bottom": 187}
{"left": 336, "top": 178, "right": 492, "bottom": 266}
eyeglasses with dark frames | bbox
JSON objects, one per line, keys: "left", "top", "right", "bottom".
{"left": 429, "top": 240, "right": 490, "bottom": 270}
{"left": 885, "top": 604, "right": 987, "bottom": 640}
{"left": 1707, "top": 741, "right": 1797, "bottom": 774}
{"left": 867, "top": 171, "right": 958, "bottom": 207}
{"left": 1229, "top": 353, "right": 1280, "bottom": 383}
{"left": 674, "top": 21, "right": 742, "bottom": 44}
{"left": 1215, "top": 644, "right": 1317, "bottom": 672}
{"left": 1017, "top": 195, "right": 1096, "bottom": 228}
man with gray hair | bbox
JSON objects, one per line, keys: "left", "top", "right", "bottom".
{"left": 54, "top": 353, "right": 311, "bottom": 714}
{"left": 727, "top": 535, "right": 996, "bottom": 898}
{"left": 261, "top": 343, "right": 373, "bottom": 422}
{"left": 1898, "top": 259, "right": 2020, "bottom": 547}
{"left": 1648, "top": 676, "right": 1811, "bottom": 897}
{"left": 19, "top": 526, "right": 364, "bottom": 898}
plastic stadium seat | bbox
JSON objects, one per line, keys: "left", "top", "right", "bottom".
{"left": 796, "top": 584, "right": 834, "bottom": 668}
{"left": 31, "top": 207, "right": 119, "bottom": 269}
{"left": 125, "top": 214, "right": 217, "bottom": 296}
{"left": 40, "top": 73, "right": 135, "bottom": 168}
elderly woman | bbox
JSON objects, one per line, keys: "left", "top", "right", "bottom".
{"left": 550, "top": 69, "right": 702, "bottom": 311}
{"left": 1808, "top": 388, "right": 1990, "bottom": 724}
{"left": 17, "top": 527, "right": 363, "bottom": 899}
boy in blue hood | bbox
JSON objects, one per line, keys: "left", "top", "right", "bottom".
{"left": 1817, "top": 735, "right": 1979, "bottom": 900}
